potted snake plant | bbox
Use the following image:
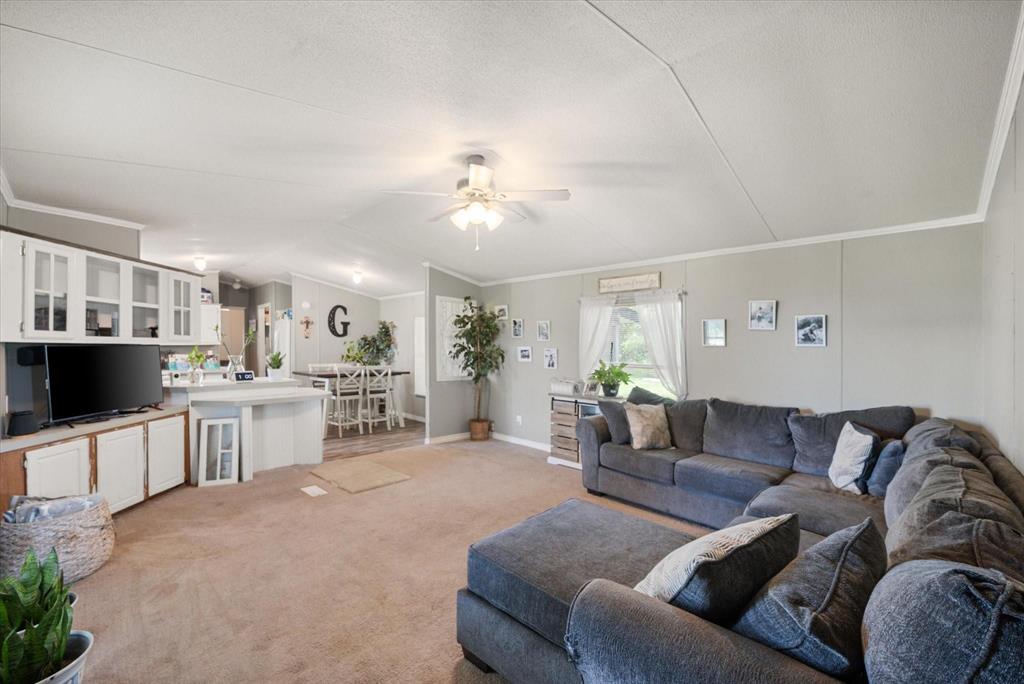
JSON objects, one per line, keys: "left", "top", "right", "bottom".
{"left": 266, "top": 351, "right": 286, "bottom": 380}
{"left": 449, "top": 298, "right": 505, "bottom": 440}
{"left": 1, "top": 548, "right": 94, "bottom": 684}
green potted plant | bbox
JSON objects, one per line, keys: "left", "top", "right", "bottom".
{"left": 589, "top": 360, "right": 631, "bottom": 397}
{"left": 265, "top": 351, "right": 286, "bottom": 380}
{"left": 342, "top": 321, "right": 397, "bottom": 366}
{"left": 449, "top": 298, "right": 505, "bottom": 440}
{"left": 186, "top": 346, "right": 206, "bottom": 385}
{"left": 1, "top": 549, "right": 93, "bottom": 684}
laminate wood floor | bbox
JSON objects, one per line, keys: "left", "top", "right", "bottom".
{"left": 322, "top": 420, "right": 426, "bottom": 460}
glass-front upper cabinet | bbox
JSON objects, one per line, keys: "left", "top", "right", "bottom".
{"left": 131, "top": 265, "right": 161, "bottom": 339}
{"left": 23, "top": 242, "right": 74, "bottom": 338}
{"left": 85, "top": 255, "right": 123, "bottom": 338}
{"left": 168, "top": 274, "right": 196, "bottom": 341}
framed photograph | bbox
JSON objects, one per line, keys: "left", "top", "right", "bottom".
{"left": 511, "top": 318, "right": 524, "bottom": 338}
{"left": 795, "top": 314, "right": 827, "bottom": 347}
{"left": 583, "top": 380, "right": 599, "bottom": 397}
{"left": 517, "top": 346, "right": 533, "bottom": 362}
{"left": 536, "top": 320, "right": 551, "bottom": 341}
{"left": 702, "top": 319, "right": 726, "bottom": 347}
{"left": 494, "top": 304, "right": 509, "bottom": 320}
{"left": 748, "top": 300, "right": 777, "bottom": 330}
{"left": 543, "top": 348, "right": 558, "bottom": 370}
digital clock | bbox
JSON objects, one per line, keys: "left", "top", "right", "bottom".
{"left": 232, "top": 370, "right": 255, "bottom": 383}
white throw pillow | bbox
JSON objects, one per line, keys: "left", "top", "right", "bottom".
{"left": 828, "top": 421, "right": 881, "bottom": 493}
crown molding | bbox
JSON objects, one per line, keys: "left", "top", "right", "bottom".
{"left": 379, "top": 290, "right": 425, "bottom": 301}
{"left": 421, "top": 261, "right": 483, "bottom": 287}
{"left": 478, "top": 213, "right": 983, "bottom": 287}
{"left": 0, "top": 167, "right": 146, "bottom": 230}
{"left": 288, "top": 271, "right": 381, "bottom": 300}
{"left": 977, "top": 2, "right": 1024, "bottom": 219}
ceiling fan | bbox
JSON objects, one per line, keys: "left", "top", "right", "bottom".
{"left": 382, "top": 154, "right": 571, "bottom": 250}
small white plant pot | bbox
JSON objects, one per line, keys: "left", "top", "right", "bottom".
{"left": 267, "top": 368, "right": 286, "bottom": 380}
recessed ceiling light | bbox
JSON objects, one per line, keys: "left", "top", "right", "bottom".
{"left": 193, "top": 256, "right": 207, "bottom": 271}
{"left": 352, "top": 270, "right": 363, "bottom": 284}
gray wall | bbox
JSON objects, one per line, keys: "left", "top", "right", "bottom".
{"left": 981, "top": 86, "right": 1024, "bottom": 471}
{"left": 291, "top": 275, "right": 380, "bottom": 371}
{"left": 0, "top": 193, "right": 8, "bottom": 225}
{"left": 379, "top": 293, "right": 426, "bottom": 420}
{"left": 5, "top": 206, "right": 140, "bottom": 259}
{"left": 480, "top": 226, "right": 984, "bottom": 447}
{"left": 426, "top": 266, "right": 480, "bottom": 439}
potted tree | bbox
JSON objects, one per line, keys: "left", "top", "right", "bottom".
{"left": 589, "top": 360, "right": 631, "bottom": 397}
{"left": 449, "top": 298, "right": 505, "bottom": 441}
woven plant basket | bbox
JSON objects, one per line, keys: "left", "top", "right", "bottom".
{"left": 0, "top": 500, "right": 115, "bottom": 583}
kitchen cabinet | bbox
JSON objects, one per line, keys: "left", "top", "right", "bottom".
{"left": 147, "top": 415, "right": 186, "bottom": 495}
{"left": 96, "top": 426, "right": 146, "bottom": 513}
{"left": 23, "top": 240, "right": 77, "bottom": 339}
{"left": 84, "top": 254, "right": 125, "bottom": 338}
{"left": 24, "top": 438, "right": 91, "bottom": 498}
{"left": 200, "top": 303, "right": 221, "bottom": 346}
{"left": 167, "top": 273, "right": 201, "bottom": 342}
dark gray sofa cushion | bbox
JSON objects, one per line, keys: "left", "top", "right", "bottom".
{"left": 466, "top": 499, "right": 690, "bottom": 646}
{"left": 745, "top": 484, "right": 886, "bottom": 537}
{"left": 627, "top": 386, "right": 675, "bottom": 406}
{"left": 903, "top": 417, "right": 981, "bottom": 460}
{"left": 702, "top": 398, "right": 798, "bottom": 468}
{"left": 729, "top": 514, "right": 826, "bottom": 553}
{"left": 666, "top": 399, "right": 707, "bottom": 453}
{"left": 734, "top": 518, "right": 886, "bottom": 678}
{"left": 887, "top": 511, "right": 1024, "bottom": 582}
{"left": 970, "top": 430, "right": 1024, "bottom": 514}
{"left": 883, "top": 446, "right": 988, "bottom": 526}
{"left": 787, "top": 406, "right": 915, "bottom": 476}
{"left": 866, "top": 439, "right": 904, "bottom": 497}
{"left": 885, "top": 465, "right": 1024, "bottom": 553}
{"left": 674, "top": 453, "right": 790, "bottom": 501}
{"left": 600, "top": 443, "right": 692, "bottom": 485}
{"left": 598, "top": 400, "right": 630, "bottom": 445}
{"left": 864, "top": 560, "right": 1024, "bottom": 683}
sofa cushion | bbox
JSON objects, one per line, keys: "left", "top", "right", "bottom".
{"left": 702, "top": 398, "right": 798, "bottom": 469}
{"left": 887, "top": 511, "right": 1024, "bottom": 582}
{"left": 729, "top": 514, "right": 826, "bottom": 553}
{"left": 787, "top": 405, "right": 915, "bottom": 475}
{"left": 600, "top": 443, "right": 690, "bottom": 485}
{"left": 828, "top": 422, "right": 881, "bottom": 493}
{"left": 745, "top": 484, "right": 886, "bottom": 537}
{"left": 866, "top": 439, "right": 905, "bottom": 498}
{"left": 467, "top": 498, "right": 691, "bottom": 646}
{"left": 734, "top": 518, "right": 887, "bottom": 678}
{"left": 626, "top": 386, "right": 675, "bottom": 406}
{"left": 625, "top": 403, "right": 672, "bottom": 450}
{"left": 903, "top": 417, "right": 981, "bottom": 460}
{"left": 634, "top": 514, "right": 799, "bottom": 624}
{"left": 970, "top": 431, "right": 1024, "bottom": 514}
{"left": 883, "top": 446, "right": 988, "bottom": 526}
{"left": 599, "top": 400, "right": 630, "bottom": 445}
{"left": 885, "top": 465, "right": 1024, "bottom": 553}
{"left": 863, "top": 560, "right": 1024, "bottom": 683}
{"left": 674, "top": 453, "right": 790, "bottom": 501}
{"left": 665, "top": 399, "right": 707, "bottom": 453}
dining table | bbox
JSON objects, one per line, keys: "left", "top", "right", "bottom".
{"left": 292, "top": 368, "right": 411, "bottom": 429}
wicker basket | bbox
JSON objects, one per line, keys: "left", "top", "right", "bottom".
{"left": 0, "top": 500, "right": 115, "bottom": 583}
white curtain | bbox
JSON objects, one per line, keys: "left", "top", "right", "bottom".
{"left": 635, "top": 289, "right": 687, "bottom": 399}
{"left": 578, "top": 295, "right": 616, "bottom": 379}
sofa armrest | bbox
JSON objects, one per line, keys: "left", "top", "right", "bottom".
{"left": 565, "top": 579, "right": 838, "bottom": 684}
{"left": 576, "top": 415, "right": 610, "bottom": 490}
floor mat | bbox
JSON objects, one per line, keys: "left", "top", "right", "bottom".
{"left": 311, "top": 459, "right": 411, "bottom": 493}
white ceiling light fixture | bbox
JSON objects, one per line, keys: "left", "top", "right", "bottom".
{"left": 193, "top": 256, "right": 207, "bottom": 272}
{"left": 352, "top": 270, "right": 363, "bottom": 284}
{"left": 485, "top": 209, "right": 504, "bottom": 231}
{"left": 232, "top": 278, "right": 241, "bottom": 290}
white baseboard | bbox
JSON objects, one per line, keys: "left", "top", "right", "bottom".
{"left": 425, "top": 432, "right": 469, "bottom": 445}
{"left": 493, "top": 433, "right": 552, "bottom": 453}
{"left": 402, "top": 413, "right": 426, "bottom": 423}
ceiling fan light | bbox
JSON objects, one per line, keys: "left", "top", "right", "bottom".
{"left": 485, "top": 209, "right": 504, "bottom": 231}
{"left": 466, "top": 201, "right": 487, "bottom": 224}
{"left": 352, "top": 270, "right": 363, "bottom": 284}
{"left": 451, "top": 208, "right": 470, "bottom": 231}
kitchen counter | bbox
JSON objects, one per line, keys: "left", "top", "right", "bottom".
{"left": 190, "top": 387, "right": 327, "bottom": 407}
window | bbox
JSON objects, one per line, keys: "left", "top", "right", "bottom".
{"left": 601, "top": 298, "right": 675, "bottom": 399}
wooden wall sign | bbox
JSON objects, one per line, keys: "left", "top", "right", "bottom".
{"left": 327, "top": 305, "right": 350, "bottom": 337}
{"left": 598, "top": 272, "right": 661, "bottom": 294}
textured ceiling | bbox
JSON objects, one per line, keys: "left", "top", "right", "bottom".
{"left": 0, "top": 0, "right": 1018, "bottom": 296}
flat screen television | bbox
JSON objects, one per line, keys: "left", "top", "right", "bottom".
{"left": 45, "top": 344, "right": 163, "bottom": 424}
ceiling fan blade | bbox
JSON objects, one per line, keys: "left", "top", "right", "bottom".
{"left": 426, "top": 203, "right": 468, "bottom": 222}
{"left": 381, "top": 190, "right": 457, "bottom": 198}
{"left": 467, "top": 163, "right": 494, "bottom": 191}
{"left": 495, "top": 189, "right": 571, "bottom": 202}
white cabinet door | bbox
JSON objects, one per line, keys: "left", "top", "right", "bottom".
{"left": 199, "top": 303, "right": 220, "bottom": 346}
{"left": 147, "top": 415, "right": 185, "bottom": 496}
{"left": 23, "top": 241, "right": 77, "bottom": 339}
{"left": 25, "top": 438, "right": 91, "bottom": 498}
{"left": 167, "top": 274, "right": 200, "bottom": 343}
{"left": 96, "top": 426, "right": 145, "bottom": 513}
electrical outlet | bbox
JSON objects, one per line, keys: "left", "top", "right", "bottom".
{"left": 515, "top": 415, "right": 522, "bottom": 426}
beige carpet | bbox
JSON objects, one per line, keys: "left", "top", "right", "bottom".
{"left": 312, "top": 459, "right": 411, "bottom": 493}
{"left": 70, "top": 440, "right": 707, "bottom": 683}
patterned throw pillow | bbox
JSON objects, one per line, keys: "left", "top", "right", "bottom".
{"left": 624, "top": 403, "right": 672, "bottom": 450}
{"left": 634, "top": 514, "right": 799, "bottom": 624}
{"left": 828, "top": 421, "right": 881, "bottom": 493}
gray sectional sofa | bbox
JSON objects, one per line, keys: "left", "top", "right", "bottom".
{"left": 455, "top": 395, "right": 1024, "bottom": 682}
